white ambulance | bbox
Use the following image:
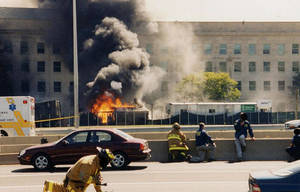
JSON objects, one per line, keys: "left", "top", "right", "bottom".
{"left": 0, "top": 96, "right": 35, "bottom": 136}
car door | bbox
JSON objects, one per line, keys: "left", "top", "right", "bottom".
{"left": 52, "top": 131, "right": 91, "bottom": 164}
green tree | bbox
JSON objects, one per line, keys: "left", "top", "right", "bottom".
{"left": 203, "top": 72, "right": 240, "bottom": 101}
{"left": 176, "top": 73, "right": 204, "bottom": 101}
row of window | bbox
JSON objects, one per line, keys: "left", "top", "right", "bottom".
{"left": 6, "top": 61, "right": 62, "bottom": 72}
{"left": 236, "top": 80, "right": 296, "bottom": 91}
{"left": 20, "top": 81, "right": 74, "bottom": 93}
{"left": 0, "top": 40, "right": 61, "bottom": 55}
{"left": 205, "top": 61, "right": 300, "bottom": 73}
{"left": 204, "top": 43, "right": 299, "bottom": 56}
{"left": 146, "top": 43, "right": 300, "bottom": 56}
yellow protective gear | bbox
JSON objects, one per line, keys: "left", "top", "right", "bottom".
{"left": 167, "top": 128, "right": 189, "bottom": 151}
{"left": 43, "top": 155, "right": 103, "bottom": 192}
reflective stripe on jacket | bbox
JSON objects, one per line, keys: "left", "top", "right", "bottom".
{"left": 167, "top": 129, "right": 189, "bottom": 151}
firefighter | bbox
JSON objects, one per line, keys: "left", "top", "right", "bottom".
{"left": 167, "top": 122, "right": 190, "bottom": 161}
{"left": 43, "top": 147, "right": 115, "bottom": 192}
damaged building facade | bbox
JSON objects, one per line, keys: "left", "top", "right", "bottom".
{"left": 0, "top": 5, "right": 299, "bottom": 117}
{"left": 139, "top": 22, "right": 300, "bottom": 112}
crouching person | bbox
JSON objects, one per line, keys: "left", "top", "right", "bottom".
{"left": 43, "top": 147, "right": 115, "bottom": 192}
{"left": 286, "top": 128, "right": 300, "bottom": 162}
{"left": 167, "top": 122, "right": 191, "bottom": 161}
{"left": 194, "top": 122, "right": 216, "bottom": 162}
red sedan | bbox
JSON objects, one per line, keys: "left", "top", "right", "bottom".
{"left": 18, "top": 128, "right": 151, "bottom": 171}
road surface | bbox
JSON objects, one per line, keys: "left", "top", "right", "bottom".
{"left": 0, "top": 161, "right": 290, "bottom": 192}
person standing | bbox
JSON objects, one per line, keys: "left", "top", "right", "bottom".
{"left": 194, "top": 122, "right": 216, "bottom": 162}
{"left": 167, "top": 122, "right": 190, "bottom": 161}
{"left": 43, "top": 147, "right": 115, "bottom": 192}
{"left": 286, "top": 128, "right": 300, "bottom": 161}
{"left": 234, "top": 112, "right": 255, "bottom": 161}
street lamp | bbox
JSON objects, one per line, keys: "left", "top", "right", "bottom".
{"left": 73, "top": 0, "right": 79, "bottom": 128}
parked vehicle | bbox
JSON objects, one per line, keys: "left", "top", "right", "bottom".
{"left": 18, "top": 128, "right": 151, "bottom": 170}
{"left": 285, "top": 120, "right": 300, "bottom": 129}
{"left": 249, "top": 160, "right": 300, "bottom": 192}
{"left": 0, "top": 96, "right": 35, "bottom": 136}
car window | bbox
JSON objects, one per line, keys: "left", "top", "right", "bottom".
{"left": 67, "top": 132, "right": 89, "bottom": 144}
{"left": 114, "top": 129, "right": 133, "bottom": 139}
{"left": 89, "top": 131, "right": 112, "bottom": 143}
{"left": 96, "top": 131, "right": 111, "bottom": 142}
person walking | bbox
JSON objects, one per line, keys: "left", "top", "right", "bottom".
{"left": 167, "top": 122, "right": 190, "bottom": 161}
{"left": 43, "top": 147, "right": 115, "bottom": 192}
{"left": 234, "top": 112, "right": 255, "bottom": 161}
{"left": 194, "top": 122, "right": 216, "bottom": 162}
{"left": 286, "top": 128, "right": 300, "bottom": 161}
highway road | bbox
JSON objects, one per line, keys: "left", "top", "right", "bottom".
{"left": 0, "top": 161, "right": 290, "bottom": 192}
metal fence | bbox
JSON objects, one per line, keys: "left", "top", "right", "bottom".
{"left": 35, "top": 111, "right": 300, "bottom": 127}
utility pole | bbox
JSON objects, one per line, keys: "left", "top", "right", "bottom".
{"left": 296, "top": 88, "right": 299, "bottom": 119}
{"left": 73, "top": 0, "right": 79, "bottom": 128}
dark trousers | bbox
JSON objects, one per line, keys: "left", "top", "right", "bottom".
{"left": 286, "top": 147, "right": 300, "bottom": 160}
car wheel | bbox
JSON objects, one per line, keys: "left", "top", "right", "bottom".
{"left": 110, "top": 152, "right": 129, "bottom": 169}
{"left": 33, "top": 153, "right": 52, "bottom": 171}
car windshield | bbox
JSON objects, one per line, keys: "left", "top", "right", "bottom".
{"left": 272, "top": 162, "right": 300, "bottom": 176}
{"left": 114, "top": 129, "right": 134, "bottom": 139}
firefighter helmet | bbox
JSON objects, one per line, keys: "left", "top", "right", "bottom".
{"left": 173, "top": 122, "right": 181, "bottom": 130}
{"left": 97, "top": 147, "right": 115, "bottom": 168}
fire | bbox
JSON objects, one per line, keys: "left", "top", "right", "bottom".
{"left": 91, "top": 94, "right": 135, "bottom": 124}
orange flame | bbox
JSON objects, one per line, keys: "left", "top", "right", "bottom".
{"left": 91, "top": 94, "right": 135, "bottom": 124}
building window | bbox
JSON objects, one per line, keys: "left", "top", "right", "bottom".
{"left": 292, "top": 44, "right": 299, "bottom": 54}
{"left": 53, "top": 43, "right": 60, "bottom": 54}
{"left": 249, "top": 81, "right": 256, "bottom": 91}
{"left": 69, "top": 81, "right": 74, "bottom": 93}
{"left": 234, "top": 44, "right": 241, "bottom": 54}
{"left": 278, "top": 61, "right": 285, "bottom": 72}
{"left": 264, "top": 81, "right": 271, "bottom": 91}
{"left": 278, "top": 44, "right": 285, "bottom": 55}
{"left": 4, "top": 40, "right": 13, "bottom": 54}
{"left": 263, "top": 61, "right": 271, "bottom": 72}
{"left": 37, "top": 42, "right": 45, "bottom": 54}
{"left": 209, "top": 109, "right": 216, "bottom": 113}
{"left": 21, "top": 80, "right": 30, "bottom": 93}
{"left": 161, "top": 81, "right": 168, "bottom": 92}
{"left": 219, "top": 44, "right": 227, "bottom": 55}
{"left": 278, "top": 81, "right": 285, "bottom": 91}
{"left": 263, "top": 44, "right": 270, "bottom": 54}
{"left": 204, "top": 44, "right": 212, "bottom": 55}
{"left": 205, "top": 61, "right": 213, "bottom": 72}
{"left": 234, "top": 62, "right": 242, "bottom": 72}
{"left": 237, "top": 81, "right": 242, "bottom": 91}
{"left": 219, "top": 62, "right": 227, "bottom": 72}
{"left": 249, "top": 62, "right": 256, "bottom": 72}
{"left": 21, "top": 60, "right": 30, "bottom": 72}
{"left": 146, "top": 44, "right": 152, "bottom": 54}
{"left": 54, "top": 81, "right": 61, "bottom": 92}
{"left": 53, "top": 61, "right": 61, "bottom": 72}
{"left": 160, "top": 61, "right": 168, "bottom": 70}
{"left": 37, "top": 61, "right": 45, "bottom": 72}
{"left": 37, "top": 81, "right": 46, "bottom": 92}
{"left": 292, "top": 61, "right": 299, "bottom": 72}
{"left": 248, "top": 44, "right": 256, "bottom": 55}
{"left": 20, "top": 41, "right": 28, "bottom": 54}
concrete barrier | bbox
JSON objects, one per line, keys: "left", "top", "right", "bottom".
{"left": 148, "top": 139, "right": 291, "bottom": 162}
{"left": 0, "top": 130, "right": 294, "bottom": 165}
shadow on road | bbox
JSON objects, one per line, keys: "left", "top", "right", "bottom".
{"left": 11, "top": 167, "right": 70, "bottom": 173}
{"left": 11, "top": 165, "right": 147, "bottom": 173}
